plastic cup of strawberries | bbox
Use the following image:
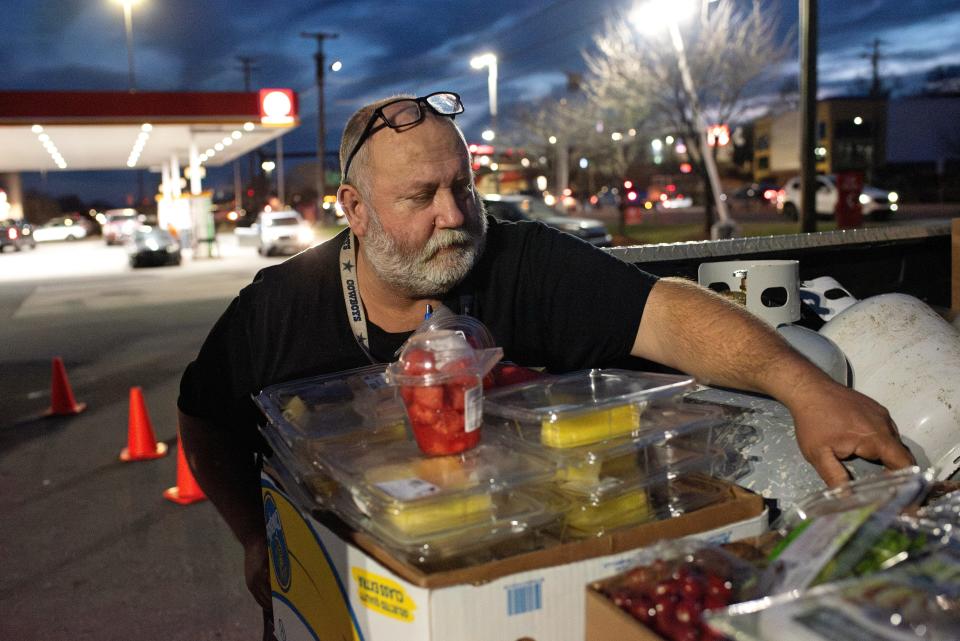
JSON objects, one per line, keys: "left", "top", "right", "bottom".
{"left": 387, "top": 330, "right": 502, "bottom": 456}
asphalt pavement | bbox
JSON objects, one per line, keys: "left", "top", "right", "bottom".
{"left": 0, "top": 231, "right": 337, "bottom": 641}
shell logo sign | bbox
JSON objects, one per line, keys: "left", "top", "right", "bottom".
{"left": 260, "top": 88, "right": 297, "bottom": 126}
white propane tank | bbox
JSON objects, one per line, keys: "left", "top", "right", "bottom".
{"left": 776, "top": 325, "right": 848, "bottom": 385}
{"left": 820, "top": 293, "right": 960, "bottom": 479}
{"left": 799, "top": 276, "right": 859, "bottom": 321}
{"left": 698, "top": 260, "right": 801, "bottom": 327}
{"left": 699, "top": 260, "right": 848, "bottom": 384}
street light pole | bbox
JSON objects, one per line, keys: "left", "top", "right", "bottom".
{"left": 116, "top": 0, "right": 141, "bottom": 92}
{"left": 799, "top": 0, "right": 819, "bottom": 233}
{"left": 664, "top": 20, "right": 735, "bottom": 238}
{"left": 301, "top": 31, "right": 339, "bottom": 221}
{"left": 471, "top": 53, "right": 500, "bottom": 193}
{"left": 631, "top": 0, "right": 737, "bottom": 239}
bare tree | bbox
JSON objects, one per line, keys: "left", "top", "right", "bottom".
{"left": 503, "top": 93, "right": 649, "bottom": 198}
{"left": 583, "top": 0, "right": 789, "bottom": 235}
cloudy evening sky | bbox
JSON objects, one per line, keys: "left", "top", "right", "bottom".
{"left": 3, "top": 0, "right": 959, "bottom": 202}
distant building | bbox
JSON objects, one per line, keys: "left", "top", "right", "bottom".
{"left": 752, "top": 96, "right": 960, "bottom": 201}
{"left": 752, "top": 98, "right": 886, "bottom": 184}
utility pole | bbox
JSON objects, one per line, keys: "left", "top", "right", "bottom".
{"left": 799, "top": 0, "right": 818, "bottom": 233}
{"left": 236, "top": 55, "right": 258, "bottom": 92}
{"left": 862, "top": 39, "right": 886, "bottom": 98}
{"left": 236, "top": 55, "right": 259, "bottom": 214}
{"left": 301, "top": 31, "right": 339, "bottom": 219}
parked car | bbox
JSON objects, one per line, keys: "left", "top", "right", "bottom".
{"left": 32, "top": 216, "right": 89, "bottom": 242}
{"left": 656, "top": 194, "right": 694, "bottom": 210}
{"left": 482, "top": 194, "right": 613, "bottom": 247}
{"left": 127, "top": 226, "right": 181, "bottom": 268}
{"left": 103, "top": 209, "right": 142, "bottom": 245}
{"left": 776, "top": 175, "right": 898, "bottom": 220}
{"left": 0, "top": 219, "right": 37, "bottom": 252}
{"left": 730, "top": 182, "right": 779, "bottom": 203}
{"left": 256, "top": 210, "right": 315, "bottom": 256}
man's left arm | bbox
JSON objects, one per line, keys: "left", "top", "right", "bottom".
{"left": 632, "top": 277, "right": 915, "bottom": 487}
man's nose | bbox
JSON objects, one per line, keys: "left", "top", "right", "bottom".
{"left": 434, "top": 189, "right": 466, "bottom": 229}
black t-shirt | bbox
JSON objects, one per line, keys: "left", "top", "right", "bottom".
{"left": 177, "top": 217, "right": 659, "bottom": 444}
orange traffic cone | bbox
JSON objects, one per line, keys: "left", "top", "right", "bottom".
{"left": 44, "top": 357, "right": 87, "bottom": 416}
{"left": 164, "top": 432, "right": 206, "bottom": 505}
{"left": 119, "top": 386, "right": 168, "bottom": 462}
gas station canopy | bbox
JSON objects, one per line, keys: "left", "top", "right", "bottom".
{"left": 0, "top": 89, "right": 299, "bottom": 173}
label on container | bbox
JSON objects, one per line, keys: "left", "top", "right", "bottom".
{"left": 374, "top": 478, "right": 440, "bottom": 501}
{"left": 362, "top": 372, "right": 389, "bottom": 390}
{"left": 351, "top": 567, "right": 417, "bottom": 622}
{"left": 464, "top": 384, "right": 482, "bottom": 433}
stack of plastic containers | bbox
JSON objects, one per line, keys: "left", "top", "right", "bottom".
{"left": 256, "top": 366, "right": 753, "bottom": 570}
{"left": 254, "top": 364, "right": 409, "bottom": 507}
{"left": 317, "top": 438, "right": 558, "bottom": 569}
{"left": 483, "top": 369, "right": 750, "bottom": 540}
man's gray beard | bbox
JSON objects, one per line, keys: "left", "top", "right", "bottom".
{"left": 360, "top": 202, "right": 487, "bottom": 299}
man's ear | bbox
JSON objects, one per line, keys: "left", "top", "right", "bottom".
{"left": 337, "top": 184, "right": 369, "bottom": 237}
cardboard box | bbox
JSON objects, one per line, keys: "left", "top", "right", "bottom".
{"left": 261, "top": 469, "right": 766, "bottom": 641}
{"left": 586, "top": 584, "right": 663, "bottom": 641}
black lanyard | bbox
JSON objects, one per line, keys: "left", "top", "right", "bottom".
{"left": 338, "top": 231, "right": 379, "bottom": 364}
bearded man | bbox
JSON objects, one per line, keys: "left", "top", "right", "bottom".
{"left": 177, "top": 92, "right": 913, "bottom": 639}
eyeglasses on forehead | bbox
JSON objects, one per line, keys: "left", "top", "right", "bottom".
{"left": 341, "top": 91, "right": 464, "bottom": 183}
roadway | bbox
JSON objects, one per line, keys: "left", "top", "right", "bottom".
{"left": 0, "top": 232, "right": 338, "bottom": 641}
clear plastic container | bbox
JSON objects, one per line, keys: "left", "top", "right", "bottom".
{"left": 332, "top": 488, "right": 558, "bottom": 569}
{"left": 554, "top": 471, "right": 731, "bottom": 540}
{"left": 399, "top": 306, "right": 497, "bottom": 351}
{"left": 254, "top": 364, "right": 409, "bottom": 451}
{"left": 596, "top": 540, "right": 762, "bottom": 641}
{"left": 320, "top": 439, "right": 553, "bottom": 540}
{"left": 484, "top": 369, "right": 696, "bottom": 450}
{"left": 491, "top": 402, "right": 735, "bottom": 489}
{"left": 386, "top": 330, "right": 502, "bottom": 456}
{"left": 778, "top": 466, "right": 933, "bottom": 528}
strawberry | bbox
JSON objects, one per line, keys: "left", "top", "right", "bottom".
{"left": 412, "top": 385, "right": 444, "bottom": 410}
{"left": 401, "top": 348, "right": 435, "bottom": 376}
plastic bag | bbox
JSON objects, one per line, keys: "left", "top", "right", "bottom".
{"left": 707, "top": 548, "right": 960, "bottom": 641}
{"left": 761, "top": 467, "right": 934, "bottom": 594}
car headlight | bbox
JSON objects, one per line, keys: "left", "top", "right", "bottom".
{"left": 858, "top": 194, "right": 871, "bottom": 205}
{"left": 888, "top": 191, "right": 898, "bottom": 203}
{"left": 145, "top": 240, "right": 160, "bottom": 251}
{"left": 298, "top": 227, "right": 314, "bottom": 244}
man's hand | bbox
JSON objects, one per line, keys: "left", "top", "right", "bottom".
{"left": 244, "top": 532, "right": 272, "bottom": 610}
{"left": 632, "top": 279, "right": 916, "bottom": 488}
{"left": 787, "top": 379, "right": 916, "bottom": 488}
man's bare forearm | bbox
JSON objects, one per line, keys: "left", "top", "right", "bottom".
{"left": 632, "top": 278, "right": 830, "bottom": 401}
{"left": 178, "top": 410, "right": 265, "bottom": 546}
